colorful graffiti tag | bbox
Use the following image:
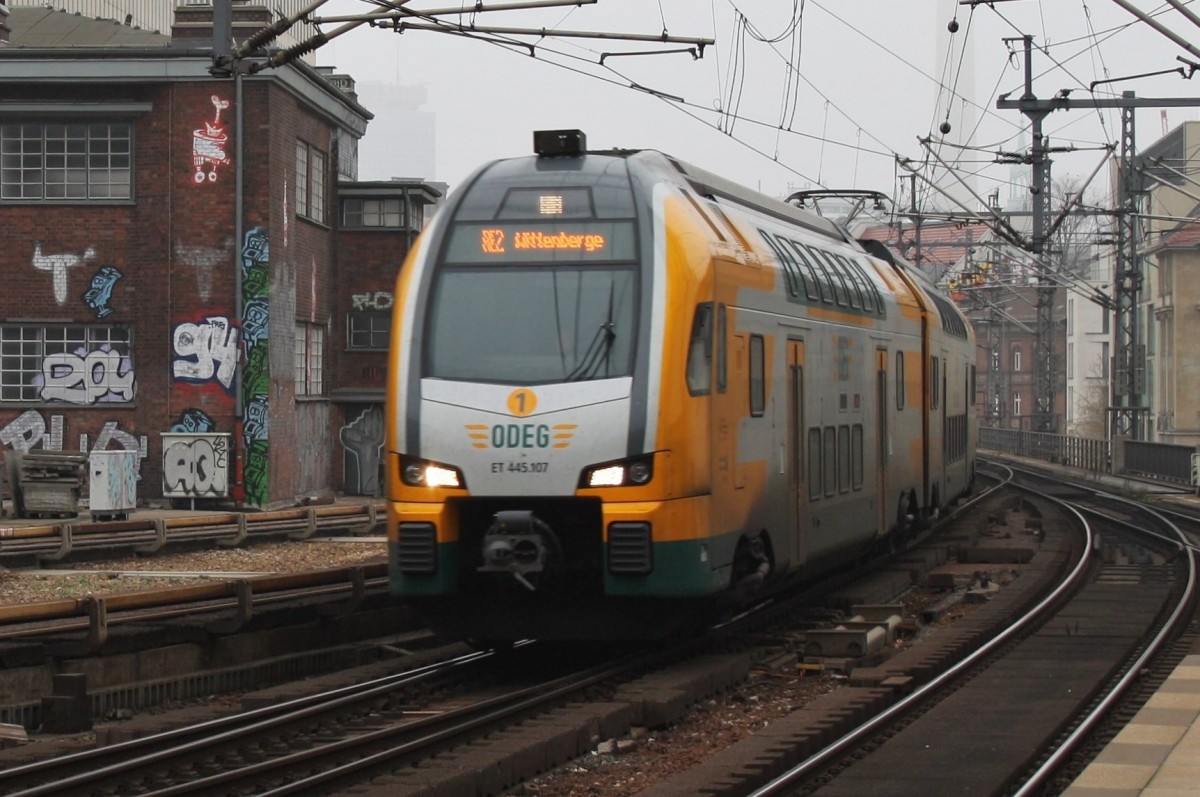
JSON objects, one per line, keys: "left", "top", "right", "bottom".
{"left": 240, "top": 227, "right": 270, "bottom": 506}
{"left": 172, "top": 315, "right": 240, "bottom": 391}
{"left": 170, "top": 408, "right": 217, "bottom": 433}
{"left": 192, "top": 95, "right": 231, "bottom": 184}
{"left": 83, "top": 265, "right": 123, "bottom": 318}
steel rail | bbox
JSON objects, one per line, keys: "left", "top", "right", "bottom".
{"left": 747, "top": 472, "right": 1096, "bottom": 797}
{"left": 145, "top": 645, "right": 646, "bottom": 797}
{"left": 986, "top": 464, "right": 1200, "bottom": 797}
{"left": 0, "top": 644, "right": 505, "bottom": 797}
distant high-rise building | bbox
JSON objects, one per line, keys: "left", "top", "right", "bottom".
{"left": 353, "top": 81, "right": 437, "bottom": 183}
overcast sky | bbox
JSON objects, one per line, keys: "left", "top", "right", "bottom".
{"left": 314, "top": 1, "right": 1200, "bottom": 209}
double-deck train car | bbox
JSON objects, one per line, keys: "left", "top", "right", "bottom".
{"left": 386, "top": 130, "right": 976, "bottom": 641}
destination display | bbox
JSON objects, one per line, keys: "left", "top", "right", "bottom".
{"left": 443, "top": 221, "right": 636, "bottom": 263}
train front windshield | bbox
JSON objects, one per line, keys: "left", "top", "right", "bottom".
{"left": 426, "top": 265, "right": 637, "bottom": 385}
{"left": 425, "top": 165, "right": 642, "bottom": 386}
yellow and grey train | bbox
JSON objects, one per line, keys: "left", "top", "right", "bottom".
{"left": 386, "top": 130, "right": 976, "bottom": 641}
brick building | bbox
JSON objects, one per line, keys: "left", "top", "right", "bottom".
{"left": 0, "top": 3, "right": 440, "bottom": 508}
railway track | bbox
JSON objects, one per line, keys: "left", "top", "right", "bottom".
{"left": 721, "top": 461, "right": 1198, "bottom": 797}
{"left": 3, "top": 467, "right": 1192, "bottom": 796}
{"left": 0, "top": 636, "right": 741, "bottom": 797}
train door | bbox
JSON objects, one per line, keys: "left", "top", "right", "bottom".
{"left": 875, "top": 348, "right": 888, "bottom": 535}
{"left": 787, "top": 339, "right": 808, "bottom": 563}
{"left": 937, "top": 352, "right": 948, "bottom": 511}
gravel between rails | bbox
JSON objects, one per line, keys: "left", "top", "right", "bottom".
{"left": 0, "top": 538, "right": 388, "bottom": 605}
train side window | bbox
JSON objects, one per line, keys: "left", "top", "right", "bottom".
{"left": 717, "top": 304, "right": 728, "bottom": 393}
{"left": 895, "top": 351, "right": 905, "bottom": 409}
{"left": 837, "top": 425, "right": 850, "bottom": 493}
{"left": 851, "top": 424, "right": 864, "bottom": 489}
{"left": 799, "top": 244, "right": 835, "bottom": 304}
{"left": 749, "top": 334, "right": 765, "bottom": 416}
{"left": 930, "top": 356, "right": 940, "bottom": 409}
{"left": 831, "top": 254, "right": 862, "bottom": 309}
{"left": 814, "top": 249, "right": 851, "bottom": 307}
{"left": 823, "top": 426, "right": 837, "bottom": 498}
{"left": 758, "top": 230, "right": 802, "bottom": 297}
{"left": 785, "top": 239, "right": 821, "bottom": 301}
{"left": 853, "top": 258, "right": 884, "bottom": 314}
{"left": 808, "top": 428, "right": 822, "bottom": 500}
{"left": 686, "top": 303, "right": 713, "bottom": 396}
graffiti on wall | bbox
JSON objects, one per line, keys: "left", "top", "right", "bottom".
{"left": 170, "top": 408, "right": 216, "bottom": 433}
{"left": 351, "top": 291, "right": 393, "bottom": 311}
{"left": 0, "top": 409, "right": 148, "bottom": 473}
{"left": 32, "top": 242, "right": 97, "bottom": 305}
{"left": 31, "top": 344, "right": 136, "bottom": 405}
{"left": 240, "top": 226, "right": 270, "bottom": 506}
{"left": 172, "top": 316, "right": 240, "bottom": 391}
{"left": 340, "top": 405, "right": 384, "bottom": 496}
{"left": 162, "top": 433, "right": 230, "bottom": 497}
{"left": 192, "top": 95, "right": 231, "bottom": 184}
{"left": 175, "top": 237, "right": 233, "bottom": 303}
{"left": 83, "top": 266, "right": 123, "bottom": 318}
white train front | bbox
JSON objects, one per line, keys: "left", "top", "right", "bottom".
{"left": 386, "top": 130, "right": 976, "bottom": 642}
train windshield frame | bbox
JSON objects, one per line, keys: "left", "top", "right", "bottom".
{"left": 423, "top": 263, "right": 639, "bottom": 385}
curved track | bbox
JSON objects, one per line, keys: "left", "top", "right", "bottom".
{"left": 737, "top": 461, "right": 1197, "bottom": 797}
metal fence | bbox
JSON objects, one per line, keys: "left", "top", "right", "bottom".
{"left": 980, "top": 426, "right": 1198, "bottom": 486}
{"left": 979, "top": 427, "right": 1111, "bottom": 474}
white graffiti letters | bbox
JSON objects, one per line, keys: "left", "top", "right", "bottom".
{"left": 32, "top": 242, "right": 97, "bottom": 304}
{"left": 352, "top": 291, "right": 393, "bottom": 311}
{"left": 1, "top": 411, "right": 145, "bottom": 469}
{"left": 41, "top": 348, "right": 136, "bottom": 404}
{"left": 164, "top": 436, "right": 229, "bottom": 497}
{"left": 173, "top": 316, "right": 240, "bottom": 388}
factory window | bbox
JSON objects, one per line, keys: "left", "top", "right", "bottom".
{"left": 295, "top": 141, "right": 327, "bottom": 224}
{"left": 0, "top": 324, "right": 133, "bottom": 403}
{"left": 1011, "top": 346, "right": 1022, "bottom": 372}
{"left": 347, "top": 311, "right": 391, "bottom": 351}
{"left": 295, "top": 322, "right": 325, "bottom": 396}
{"left": 1, "top": 122, "right": 131, "bottom": 200}
{"left": 749, "top": 334, "right": 765, "bottom": 416}
{"left": 343, "top": 197, "right": 424, "bottom": 230}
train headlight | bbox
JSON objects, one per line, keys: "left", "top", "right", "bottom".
{"left": 580, "top": 455, "right": 654, "bottom": 488}
{"left": 399, "top": 455, "right": 465, "bottom": 489}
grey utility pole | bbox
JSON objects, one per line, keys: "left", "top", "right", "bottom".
{"left": 995, "top": 45, "right": 1200, "bottom": 440}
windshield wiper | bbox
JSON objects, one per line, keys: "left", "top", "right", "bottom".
{"left": 564, "top": 322, "right": 615, "bottom": 382}
{"left": 565, "top": 282, "right": 616, "bottom": 382}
